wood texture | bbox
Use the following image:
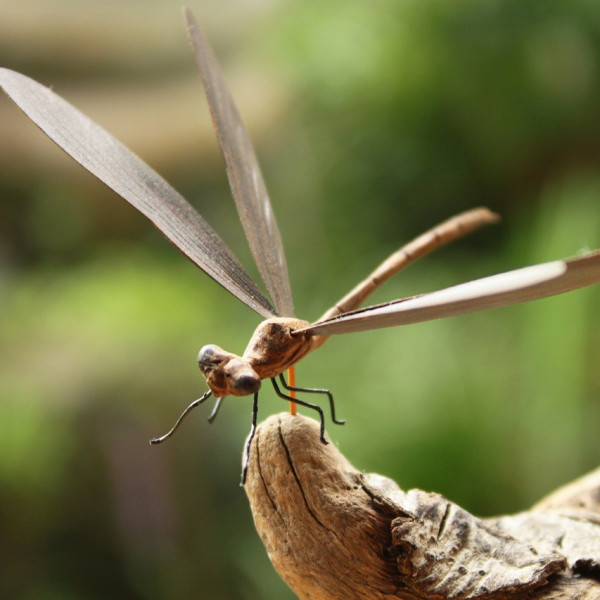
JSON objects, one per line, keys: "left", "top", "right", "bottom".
{"left": 245, "top": 414, "right": 600, "bottom": 599}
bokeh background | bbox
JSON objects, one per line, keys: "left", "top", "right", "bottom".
{"left": 2, "top": 0, "right": 600, "bottom": 598}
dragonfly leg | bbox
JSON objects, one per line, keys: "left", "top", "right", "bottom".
{"left": 150, "top": 389, "right": 213, "bottom": 444}
{"left": 241, "top": 393, "right": 259, "bottom": 486}
{"left": 271, "top": 378, "right": 328, "bottom": 444}
{"left": 207, "top": 396, "right": 225, "bottom": 423}
{"left": 278, "top": 374, "right": 346, "bottom": 425}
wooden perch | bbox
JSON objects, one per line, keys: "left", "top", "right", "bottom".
{"left": 244, "top": 413, "right": 600, "bottom": 600}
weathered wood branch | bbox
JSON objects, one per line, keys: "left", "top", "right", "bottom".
{"left": 244, "top": 413, "right": 600, "bottom": 600}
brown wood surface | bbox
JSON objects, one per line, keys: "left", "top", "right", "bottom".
{"left": 245, "top": 413, "right": 600, "bottom": 599}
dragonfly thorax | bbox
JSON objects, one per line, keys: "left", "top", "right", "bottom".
{"left": 242, "top": 317, "right": 315, "bottom": 379}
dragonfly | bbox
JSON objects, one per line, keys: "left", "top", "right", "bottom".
{"left": 2, "top": 8, "right": 600, "bottom": 484}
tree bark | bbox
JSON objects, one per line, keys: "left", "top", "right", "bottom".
{"left": 244, "top": 413, "right": 600, "bottom": 599}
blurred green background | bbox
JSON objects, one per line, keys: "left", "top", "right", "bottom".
{"left": 1, "top": 0, "right": 600, "bottom": 598}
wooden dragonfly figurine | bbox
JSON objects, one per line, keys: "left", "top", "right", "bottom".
{"left": 2, "top": 8, "right": 600, "bottom": 484}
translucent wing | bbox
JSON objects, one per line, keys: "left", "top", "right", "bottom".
{"left": 184, "top": 8, "right": 295, "bottom": 317}
{"left": 303, "top": 251, "right": 600, "bottom": 335}
{"left": 0, "top": 67, "right": 275, "bottom": 318}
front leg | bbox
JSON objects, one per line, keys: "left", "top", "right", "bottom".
{"left": 241, "top": 393, "right": 259, "bottom": 486}
{"left": 150, "top": 389, "right": 213, "bottom": 444}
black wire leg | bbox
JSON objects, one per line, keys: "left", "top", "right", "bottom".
{"left": 278, "top": 374, "right": 345, "bottom": 425}
{"left": 149, "top": 389, "right": 213, "bottom": 444}
{"left": 241, "top": 393, "right": 259, "bottom": 486}
{"left": 271, "top": 378, "right": 328, "bottom": 445}
{"left": 207, "top": 396, "right": 225, "bottom": 424}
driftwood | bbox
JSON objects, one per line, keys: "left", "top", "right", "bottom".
{"left": 244, "top": 413, "right": 600, "bottom": 599}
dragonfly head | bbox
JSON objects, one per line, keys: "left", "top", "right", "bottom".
{"left": 198, "top": 344, "right": 261, "bottom": 397}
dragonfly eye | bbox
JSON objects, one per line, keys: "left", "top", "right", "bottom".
{"left": 232, "top": 372, "right": 261, "bottom": 395}
{"left": 197, "top": 344, "right": 226, "bottom": 366}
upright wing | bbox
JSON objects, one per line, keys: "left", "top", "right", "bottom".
{"left": 0, "top": 68, "right": 275, "bottom": 319}
{"left": 184, "top": 8, "right": 295, "bottom": 317}
{"left": 303, "top": 251, "right": 600, "bottom": 335}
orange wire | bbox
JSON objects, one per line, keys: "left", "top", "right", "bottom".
{"left": 288, "top": 365, "right": 297, "bottom": 415}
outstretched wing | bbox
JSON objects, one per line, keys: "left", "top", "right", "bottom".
{"left": 184, "top": 8, "right": 295, "bottom": 317}
{"left": 303, "top": 251, "right": 600, "bottom": 335}
{"left": 0, "top": 67, "right": 275, "bottom": 318}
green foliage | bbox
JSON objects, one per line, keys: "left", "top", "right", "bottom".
{"left": 264, "top": 0, "right": 600, "bottom": 259}
{"left": 1, "top": 1, "right": 600, "bottom": 599}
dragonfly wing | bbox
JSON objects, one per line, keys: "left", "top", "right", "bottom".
{"left": 0, "top": 67, "right": 275, "bottom": 318}
{"left": 184, "top": 8, "right": 295, "bottom": 317}
{"left": 304, "top": 251, "right": 600, "bottom": 335}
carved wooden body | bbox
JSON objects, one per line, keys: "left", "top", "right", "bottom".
{"left": 199, "top": 317, "right": 314, "bottom": 397}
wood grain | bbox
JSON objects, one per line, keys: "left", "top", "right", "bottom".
{"left": 245, "top": 414, "right": 600, "bottom": 599}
